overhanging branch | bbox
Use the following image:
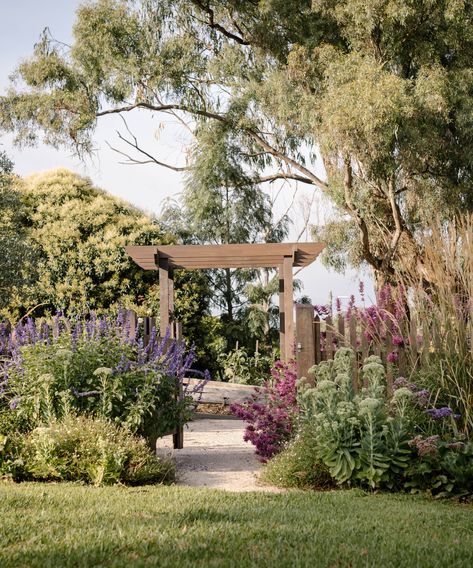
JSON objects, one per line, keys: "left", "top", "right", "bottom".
{"left": 96, "top": 101, "right": 328, "bottom": 191}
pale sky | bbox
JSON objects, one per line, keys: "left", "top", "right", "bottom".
{"left": 0, "top": 0, "right": 375, "bottom": 307}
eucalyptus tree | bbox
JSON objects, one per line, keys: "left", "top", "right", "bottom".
{"left": 2, "top": 0, "right": 473, "bottom": 286}
{"left": 160, "top": 120, "right": 289, "bottom": 346}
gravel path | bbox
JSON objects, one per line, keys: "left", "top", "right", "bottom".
{"left": 156, "top": 417, "right": 282, "bottom": 492}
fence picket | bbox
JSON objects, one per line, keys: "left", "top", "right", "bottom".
{"left": 422, "top": 322, "right": 430, "bottom": 365}
{"left": 409, "top": 317, "right": 418, "bottom": 369}
{"left": 299, "top": 306, "right": 443, "bottom": 397}
{"left": 314, "top": 315, "right": 321, "bottom": 366}
{"left": 338, "top": 315, "right": 345, "bottom": 347}
{"left": 385, "top": 318, "right": 394, "bottom": 394}
{"left": 325, "top": 316, "right": 334, "bottom": 361}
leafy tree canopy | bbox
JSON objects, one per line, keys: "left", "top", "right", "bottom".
{"left": 5, "top": 169, "right": 201, "bottom": 319}
{"left": 2, "top": 0, "right": 473, "bottom": 285}
{"left": 0, "top": 151, "right": 36, "bottom": 313}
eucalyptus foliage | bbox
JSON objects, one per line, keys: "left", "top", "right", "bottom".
{"left": 2, "top": 0, "right": 473, "bottom": 283}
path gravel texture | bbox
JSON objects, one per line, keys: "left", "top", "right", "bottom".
{"left": 156, "top": 417, "right": 282, "bottom": 492}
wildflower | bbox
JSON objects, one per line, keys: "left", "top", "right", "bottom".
{"left": 392, "top": 335, "right": 405, "bottom": 347}
{"left": 55, "top": 348, "right": 73, "bottom": 362}
{"left": 93, "top": 367, "right": 113, "bottom": 377}
{"left": 387, "top": 351, "right": 398, "bottom": 363}
{"left": 335, "top": 297, "right": 342, "bottom": 313}
{"left": 408, "top": 435, "right": 440, "bottom": 457}
{"left": 414, "top": 389, "right": 430, "bottom": 408}
{"left": 425, "top": 407, "right": 453, "bottom": 420}
{"left": 359, "top": 397, "right": 381, "bottom": 413}
{"left": 392, "top": 387, "right": 414, "bottom": 401}
{"left": 316, "top": 379, "right": 337, "bottom": 392}
{"left": 447, "top": 441, "right": 465, "bottom": 450}
{"left": 393, "top": 377, "right": 416, "bottom": 391}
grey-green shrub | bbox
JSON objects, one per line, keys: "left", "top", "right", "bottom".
{"left": 16, "top": 415, "right": 174, "bottom": 486}
{"left": 298, "top": 348, "right": 411, "bottom": 489}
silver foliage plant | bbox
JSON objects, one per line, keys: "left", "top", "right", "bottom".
{"left": 297, "top": 348, "right": 411, "bottom": 489}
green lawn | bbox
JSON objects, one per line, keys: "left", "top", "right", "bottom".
{"left": 1, "top": 484, "right": 472, "bottom": 568}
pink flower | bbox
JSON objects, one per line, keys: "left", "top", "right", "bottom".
{"left": 387, "top": 351, "right": 398, "bottom": 363}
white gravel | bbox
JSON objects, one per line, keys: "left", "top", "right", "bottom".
{"left": 156, "top": 417, "right": 283, "bottom": 492}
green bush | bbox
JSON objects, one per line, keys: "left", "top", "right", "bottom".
{"left": 2, "top": 415, "right": 174, "bottom": 486}
{"left": 261, "top": 425, "right": 334, "bottom": 489}
{"left": 3, "top": 314, "right": 203, "bottom": 447}
{"left": 218, "top": 346, "right": 272, "bottom": 386}
{"left": 405, "top": 438, "right": 473, "bottom": 498}
{"left": 298, "top": 349, "right": 412, "bottom": 489}
{"left": 278, "top": 348, "right": 473, "bottom": 498}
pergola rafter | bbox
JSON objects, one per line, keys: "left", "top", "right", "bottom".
{"left": 125, "top": 242, "right": 324, "bottom": 360}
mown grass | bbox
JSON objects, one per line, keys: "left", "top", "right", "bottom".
{"left": 0, "top": 483, "right": 472, "bottom": 568}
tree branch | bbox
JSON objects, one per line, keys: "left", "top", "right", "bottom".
{"left": 255, "top": 172, "right": 316, "bottom": 186}
{"left": 105, "top": 115, "right": 191, "bottom": 171}
{"left": 96, "top": 101, "right": 328, "bottom": 191}
{"left": 383, "top": 176, "right": 403, "bottom": 269}
{"left": 343, "top": 156, "right": 387, "bottom": 273}
{"left": 191, "top": 1, "right": 249, "bottom": 45}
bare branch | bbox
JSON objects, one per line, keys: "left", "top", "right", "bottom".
{"left": 255, "top": 172, "right": 316, "bottom": 186}
{"left": 191, "top": 1, "right": 250, "bottom": 45}
{"left": 107, "top": 129, "right": 190, "bottom": 172}
{"left": 96, "top": 101, "right": 328, "bottom": 192}
{"left": 295, "top": 189, "right": 318, "bottom": 242}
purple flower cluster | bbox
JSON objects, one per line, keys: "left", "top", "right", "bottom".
{"left": 231, "top": 359, "right": 298, "bottom": 461}
{"left": 393, "top": 377, "right": 430, "bottom": 408}
{"left": 314, "top": 304, "right": 331, "bottom": 319}
{"left": 1, "top": 310, "right": 208, "bottom": 411}
{"left": 425, "top": 407, "right": 461, "bottom": 421}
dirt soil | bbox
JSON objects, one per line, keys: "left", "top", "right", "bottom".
{"left": 156, "top": 417, "right": 283, "bottom": 492}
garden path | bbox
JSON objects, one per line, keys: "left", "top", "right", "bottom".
{"left": 156, "top": 417, "right": 283, "bottom": 492}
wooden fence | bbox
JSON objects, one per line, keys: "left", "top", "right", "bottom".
{"left": 295, "top": 304, "right": 444, "bottom": 392}
{"left": 124, "top": 310, "right": 182, "bottom": 345}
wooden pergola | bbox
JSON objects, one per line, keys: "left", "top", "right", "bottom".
{"left": 125, "top": 242, "right": 324, "bottom": 360}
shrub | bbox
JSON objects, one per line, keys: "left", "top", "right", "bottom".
{"left": 290, "top": 348, "right": 472, "bottom": 497}
{"left": 261, "top": 424, "right": 334, "bottom": 489}
{"left": 299, "top": 349, "right": 413, "bottom": 489}
{"left": 218, "top": 346, "right": 273, "bottom": 386}
{"left": 231, "top": 359, "right": 298, "bottom": 461}
{"left": 405, "top": 438, "right": 473, "bottom": 498}
{"left": 1, "top": 312, "right": 207, "bottom": 446}
{"left": 9, "top": 415, "right": 175, "bottom": 486}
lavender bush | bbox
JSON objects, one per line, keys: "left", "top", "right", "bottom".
{"left": 0, "top": 311, "right": 208, "bottom": 445}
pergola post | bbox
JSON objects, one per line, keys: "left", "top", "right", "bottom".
{"left": 279, "top": 255, "right": 294, "bottom": 361}
{"left": 158, "top": 255, "right": 173, "bottom": 338}
{"left": 278, "top": 265, "right": 285, "bottom": 359}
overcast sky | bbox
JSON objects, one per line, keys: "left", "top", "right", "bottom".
{"left": 0, "top": 0, "right": 375, "bottom": 307}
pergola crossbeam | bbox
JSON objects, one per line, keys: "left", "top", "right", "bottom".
{"left": 126, "top": 242, "right": 324, "bottom": 360}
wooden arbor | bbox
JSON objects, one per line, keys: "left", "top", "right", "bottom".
{"left": 125, "top": 242, "right": 324, "bottom": 360}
